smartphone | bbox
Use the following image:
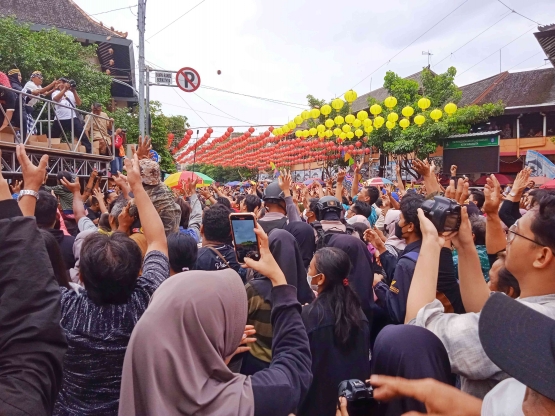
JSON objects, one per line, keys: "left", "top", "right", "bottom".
{"left": 229, "top": 213, "right": 261, "bottom": 264}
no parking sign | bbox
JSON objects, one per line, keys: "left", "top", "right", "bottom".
{"left": 175, "top": 67, "right": 201, "bottom": 93}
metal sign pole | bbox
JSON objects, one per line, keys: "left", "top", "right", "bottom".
{"left": 137, "top": 0, "right": 146, "bottom": 138}
{"left": 145, "top": 66, "right": 150, "bottom": 136}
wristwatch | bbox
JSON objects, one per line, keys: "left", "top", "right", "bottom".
{"left": 509, "top": 191, "right": 517, "bottom": 197}
{"left": 17, "top": 189, "right": 40, "bottom": 201}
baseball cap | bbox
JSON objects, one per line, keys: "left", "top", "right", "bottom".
{"left": 139, "top": 159, "right": 161, "bottom": 186}
{"left": 479, "top": 292, "right": 555, "bottom": 401}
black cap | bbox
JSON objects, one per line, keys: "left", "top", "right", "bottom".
{"left": 479, "top": 292, "right": 555, "bottom": 401}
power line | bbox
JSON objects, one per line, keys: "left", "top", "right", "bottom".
{"left": 349, "top": 0, "right": 469, "bottom": 91}
{"left": 147, "top": 0, "right": 208, "bottom": 40}
{"left": 159, "top": 101, "right": 257, "bottom": 121}
{"left": 200, "top": 85, "right": 308, "bottom": 109}
{"left": 506, "top": 51, "right": 543, "bottom": 71}
{"left": 497, "top": 0, "right": 541, "bottom": 25}
{"left": 433, "top": 11, "right": 513, "bottom": 68}
{"left": 90, "top": 5, "right": 137, "bottom": 16}
{"left": 171, "top": 89, "right": 210, "bottom": 126}
{"left": 456, "top": 25, "right": 536, "bottom": 77}
{"left": 193, "top": 92, "right": 253, "bottom": 124}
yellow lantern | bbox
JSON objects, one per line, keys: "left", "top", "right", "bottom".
{"left": 342, "top": 124, "right": 351, "bottom": 133}
{"left": 310, "top": 108, "right": 321, "bottom": 119}
{"left": 344, "top": 89, "right": 358, "bottom": 103}
{"left": 370, "top": 104, "right": 382, "bottom": 116}
{"left": 355, "top": 128, "right": 363, "bottom": 137}
{"left": 309, "top": 127, "right": 317, "bottom": 136}
{"left": 414, "top": 114, "right": 426, "bottom": 126}
{"left": 386, "top": 121, "right": 395, "bottom": 131}
{"left": 288, "top": 120, "right": 296, "bottom": 130}
{"left": 387, "top": 112, "right": 399, "bottom": 123}
{"left": 325, "top": 119, "right": 335, "bottom": 128}
{"left": 444, "top": 102, "right": 457, "bottom": 116}
{"left": 295, "top": 130, "right": 302, "bottom": 138}
{"left": 282, "top": 125, "right": 290, "bottom": 133}
{"left": 418, "top": 97, "right": 431, "bottom": 110}
{"left": 317, "top": 124, "right": 326, "bottom": 133}
{"left": 363, "top": 118, "right": 373, "bottom": 128}
{"left": 334, "top": 115, "right": 344, "bottom": 125}
{"left": 384, "top": 96, "right": 398, "bottom": 109}
{"left": 301, "top": 110, "right": 310, "bottom": 120}
{"left": 401, "top": 106, "right": 415, "bottom": 118}
{"left": 364, "top": 125, "right": 374, "bottom": 133}
{"left": 325, "top": 129, "right": 333, "bottom": 138}
{"left": 339, "top": 132, "right": 347, "bottom": 140}
{"left": 294, "top": 116, "right": 303, "bottom": 125}
{"left": 318, "top": 130, "right": 325, "bottom": 138}
{"left": 302, "top": 129, "right": 310, "bottom": 138}
{"left": 333, "top": 127, "right": 342, "bottom": 136}
{"left": 274, "top": 128, "right": 282, "bottom": 136}
{"left": 374, "top": 116, "right": 385, "bottom": 128}
{"left": 399, "top": 118, "right": 410, "bottom": 130}
{"left": 357, "top": 110, "right": 369, "bottom": 121}
{"left": 353, "top": 119, "right": 362, "bottom": 128}
{"left": 346, "top": 131, "right": 355, "bottom": 139}
{"left": 331, "top": 98, "right": 344, "bottom": 111}
{"left": 321, "top": 104, "right": 332, "bottom": 116}
{"left": 430, "top": 109, "right": 443, "bottom": 122}
{"left": 345, "top": 114, "right": 356, "bottom": 125}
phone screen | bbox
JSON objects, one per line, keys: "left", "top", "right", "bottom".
{"left": 230, "top": 217, "right": 260, "bottom": 263}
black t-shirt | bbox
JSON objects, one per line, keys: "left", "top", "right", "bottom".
{"left": 193, "top": 244, "right": 247, "bottom": 282}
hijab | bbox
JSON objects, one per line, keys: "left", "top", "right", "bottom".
{"left": 118, "top": 269, "right": 255, "bottom": 416}
{"left": 327, "top": 234, "right": 375, "bottom": 321}
{"left": 384, "top": 209, "right": 406, "bottom": 251}
{"left": 284, "top": 221, "right": 316, "bottom": 270}
{"left": 372, "top": 325, "right": 455, "bottom": 416}
{"left": 7, "top": 70, "right": 22, "bottom": 91}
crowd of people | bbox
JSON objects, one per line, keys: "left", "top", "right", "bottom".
{"left": 1, "top": 136, "right": 554, "bottom": 416}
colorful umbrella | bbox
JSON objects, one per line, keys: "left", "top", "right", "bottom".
{"left": 192, "top": 172, "right": 215, "bottom": 186}
{"left": 540, "top": 178, "right": 555, "bottom": 189}
{"left": 226, "top": 181, "right": 241, "bottom": 186}
{"left": 164, "top": 171, "right": 201, "bottom": 189}
{"left": 366, "top": 177, "right": 393, "bottom": 186}
{"left": 475, "top": 173, "right": 513, "bottom": 186}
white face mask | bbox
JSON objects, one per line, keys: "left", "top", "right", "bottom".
{"left": 307, "top": 273, "right": 321, "bottom": 291}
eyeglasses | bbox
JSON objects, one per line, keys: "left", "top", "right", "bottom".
{"left": 507, "top": 220, "right": 543, "bottom": 246}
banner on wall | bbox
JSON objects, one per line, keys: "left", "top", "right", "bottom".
{"left": 525, "top": 150, "right": 555, "bottom": 179}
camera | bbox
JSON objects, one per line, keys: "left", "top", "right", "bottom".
{"left": 420, "top": 196, "right": 461, "bottom": 233}
{"left": 338, "top": 379, "right": 376, "bottom": 416}
{"left": 69, "top": 79, "right": 77, "bottom": 88}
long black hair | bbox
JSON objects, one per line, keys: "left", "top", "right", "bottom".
{"left": 313, "top": 247, "right": 363, "bottom": 346}
{"left": 167, "top": 232, "right": 198, "bottom": 273}
{"left": 39, "top": 229, "right": 71, "bottom": 289}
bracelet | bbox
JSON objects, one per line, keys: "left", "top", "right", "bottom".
{"left": 17, "top": 189, "right": 40, "bottom": 201}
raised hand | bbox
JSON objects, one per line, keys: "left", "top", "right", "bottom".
{"left": 363, "top": 228, "right": 386, "bottom": 253}
{"left": 224, "top": 325, "right": 257, "bottom": 365}
{"left": 337, "top": 169, "right": 346, "bottom": 184}
{"left": 483, "top": 174, "right": 502, "bottom": 215}
{"left": 278, "top": 169, "right": 292, "bottom": 197}
{"left": 117, "top": 202, "right": 135, "bottom": 233}
{"left": 123, "top": 153, "right": 143, "bottom": 191}
{"left": 511, "top": 167, "right": 532, "bottom": 194}
{"left": 412, "top": 158, "right": 431, "bottom": 178}
{"left": 16, "top": 144, "right": 49, "bottom": 192}
{"left": 450, "top": 164, "right": 457, "bottom": 177}
{"left": 60, "top": 176, "right": 81, "bottom": 195}
{"left": 131, "top": 136, "right": 152, "bottom": 160}
{"left": 417, "top": 208, "right": 447, "bottom": 249}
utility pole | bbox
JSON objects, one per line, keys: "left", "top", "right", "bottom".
{"left": 137, "top": 0, "right": 147, "bottom": 138}
{"left": 422, "top": 50, "right": 433, "bottom": 67}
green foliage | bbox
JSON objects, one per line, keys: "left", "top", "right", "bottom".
{"left": 110, "top": 101, "right": 189, "bottom": 174}
{"left": 421, "top": 67, "right": 462, "bottom": 107}
{"left": 0, "top": 16, "right": 112, "bottom": 109}
{"left": 193, "top": 164, "right": 259, "bottom": 183}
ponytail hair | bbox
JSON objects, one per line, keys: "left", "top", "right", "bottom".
{"left": 313, "top": 247, "right": 363, "bottom": 346}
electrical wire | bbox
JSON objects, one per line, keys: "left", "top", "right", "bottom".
{"left": 506, "top": 51, "right": 543, "bottom": 71}
{"left": 147, "top": 0, "right": 208, "bottom": 40}
{"left": 193, "top": 92, "right": 253, "bottom": 124}
{"left": 158, "top": 101, "right": 258, "bottom": 121}
{"left": 497, "top": 0, "right": 541, "bottom": 25}
{"left": 456, "top": 25, "right": 537, "bottom": 78}
{"left": 90, "top": 5, "right": 137, "bottom": 16}
{"left": 349, "top": 0, "right": 469, "bottom": 91}
{"left": 200, "top": 86, "right": 308, "bottom": 108}
{"left": 171, "top": 89, "right": 210, "bottom": 126}
{"left": 433, "top": 11, "right": 513, "bottom": 68}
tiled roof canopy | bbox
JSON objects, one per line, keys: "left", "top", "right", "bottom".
{"left": 535, "top": 24, "right": 555, "bottom": 67}
{"left": 0, "top": 0, "right": 126, "bottom": 38}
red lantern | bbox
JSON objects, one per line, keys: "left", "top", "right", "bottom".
{"left": 227, "top": 127, "right": 234, "bottom": 133}
{"left": 355, "top": 141, "right": 362, "bottom": 148}
{"left": 348, "top": 145, "right": 354, "bottom": 151}
{"left": 187, "top": 129, "right": 193, "bottom": 136}
{"left": 207, "top": 128, "right": 213, "bottom": 135}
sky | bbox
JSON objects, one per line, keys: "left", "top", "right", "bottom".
{"left": 75, "top": 0, "right": 555, "bottom": 137}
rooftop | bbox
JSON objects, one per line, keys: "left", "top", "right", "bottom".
{"left": 535, "top": 24, "right": 555, "bottom": 67}
{"left": 448, "top": 130, "right": 501, "bottom": 139}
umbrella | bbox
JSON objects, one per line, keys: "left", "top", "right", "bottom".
{"left": 226, "top": 181, "right": 241, "bottom": 186}
{"left": 474, "top": 173, "right": 513, "bottom": 186}
{"left": 192, "top": 172, "right": 215, "bottom": 186}
{"left": 303, "top": 178, "right": 325, "bottom": 186}
{"left": 540, "top": 178, "right": 555, "bottom": 189}
{"left": 366, "top": 177, "right": 393, "bottom": 186}
{"left": 529, "top": 176, "right": 551, "bottom": 186}
{"left": 164, "top": 171, "right": 201, "bottom": 189}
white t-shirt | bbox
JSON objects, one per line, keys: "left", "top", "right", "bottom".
{"left": 481, "top": 378, "right": 525, "bottom": 416}
{"left": 23, "top": 81, "right": 40, "bottom": 107}
{"left": 52, "top": 89, "right": 75, "bottom": 120}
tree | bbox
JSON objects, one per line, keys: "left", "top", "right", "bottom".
{"left": 193, "top": 164, "right": 259, "bottom": 183}
{"left": 110, "top": 101, "right": 189, "bottom": 174}
{"left": 0, "top": 17, "right": 112, "bottom": 110}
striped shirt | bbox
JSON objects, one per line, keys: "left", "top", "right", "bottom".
{"left": 54, "top": 251, "right": 170, "bottom": 415}
{"left": 44, "top": 184, "right": 74, "bottom": 211}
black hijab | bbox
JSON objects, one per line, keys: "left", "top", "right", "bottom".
{"left": 327, "top": 234, "right": 375, "bottom": 321}
{"left": 284, "top": 221, "right": 316, "bottom": 270}
{"left": 371, "top": 325, "right": 455, "bottom": 416}
{"left": 8, "top": 72, "right": 22, "bottom": 91}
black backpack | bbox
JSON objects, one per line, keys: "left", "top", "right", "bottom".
{"left": 311, "top": 221, "right": 355, "bottom": 249}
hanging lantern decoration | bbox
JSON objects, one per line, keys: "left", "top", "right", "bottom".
{"left": 309, "top": 127, "right": 317, "bottom": 136}
{"left": 310, "top": 108, "right": 321, "bottom": 119}
{"left": 331, "top": 98, "right": 345, "bottom": 111}
{"left": 402, "top": 106, "right": 415, "bottom": 118}
{"left": 288, "top": 120, "right": 296, "bottom": 130}
{"left": 363, "top": 118, "right": 373, "bottom": 128}
{"left": 399, "top": 118, "right": 410, "bottom": 130}
{"left": 317, "top": 124, "right": 326, "bottom": 133}
{"left": 342, "top": 124, "right": 351, "bottom": 133}
{"left": 302, "top": 129, "right": 310, "bottom": 138}
{"left": 318, "top": 130, "right": 326, "bottom": 138}
{"left": 274, "top": 128, "right": 282, "bottom": 136}
{"left": 346, "top": 131, "right": 354, "bottom": 139}
{"left": 339, "top": 132, "right": 347, "bottom": 140}
{"left": 418, "top": 97, "right": 431, "bottom": 110}
{"left": 370, "top": 104, "right": 382, "bottom": 116}
{"left": 345, "top": 114, "right": 356, "bottom": 125}
{"left": 321, "top": 104, "right": 332, "bottom": 116}
{"left": 364, "top": 125, "right": 374, "bottom": 134}
{"left": 386, "top": 121, "right": 395, "bottom": 131}
{"left": 325, "top": 119, "right": 335, "bottom": 128}
{"left": 430, "top": 109, "right": 443, "bottom": 122}
{"left": 344, "top": 90, "right": 358, "bottom": 103}
{"left": 357, "top": 110, "right": 369, "bottom": 121}
{"left": 167, "top": 132, "right": 175, "bottom": 148}
{"left": 333, "top": 128, "right": 342, "bottom": 136}
{"left": 387, "top": 112, "right": 399, "bottom": 123}
{"left": 334, "top": 115, "right": 344, "bottom": 125}
{"left": 444, "top": 102, "right": 457, "bottom": 116}
{"left": 325, "top": 130, "right": 333, "bottom": 138}
{"left": 352, "top": 119, "right": 362, "bottom": 128}
{"left": 374, "top": 116, "right": 385, "bottom": 129}
{"left": 301, "top": 110, "right": 310, "bottom": 120}
{"left": 414, "top": 114, "right": 426, "bottom": 126}
{"left": 295, "top": 130, "right": 302, "bottom": 138}
{"left": 355, "top": 129, "right": 364, "bottom": 138}
{"left": 384, "top": 96, "right": 398, "bottom": 109}
{"left": 294, "top": 115, "right": 303, "bottom": 125}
